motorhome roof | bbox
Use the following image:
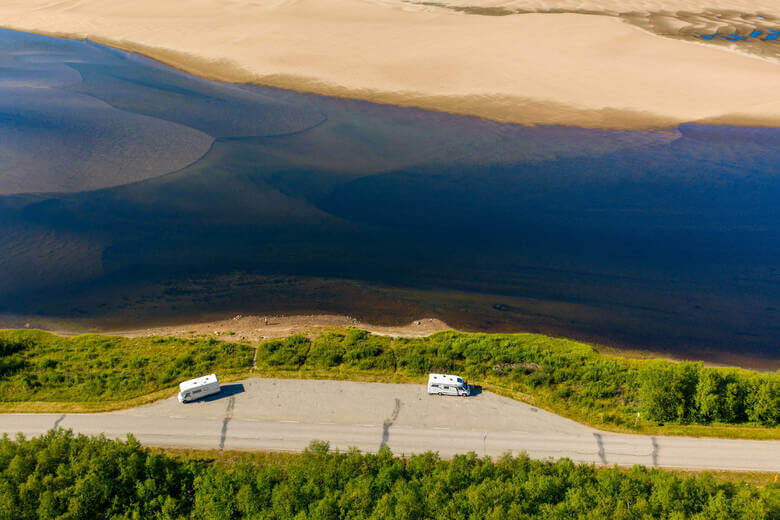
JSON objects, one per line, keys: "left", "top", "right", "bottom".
{"left": 428, "top": 373, "right": 464, "bottom": 385}
{"left": 179, "top": 373, "right": 218, "bottom": 392}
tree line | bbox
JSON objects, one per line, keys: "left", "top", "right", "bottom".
{"left": 0, "top": 430, "right": 776, "bottom": 520}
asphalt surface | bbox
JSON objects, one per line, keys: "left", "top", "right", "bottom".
{"left": 4, "top": 378, "right": 779, "bottom": 471}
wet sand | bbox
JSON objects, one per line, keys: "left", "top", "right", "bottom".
{"left": 101, "top": 314, "right": 451, "bottom": 342}
{"left": 1, "top": 0, "right": 779, "bottom": 129}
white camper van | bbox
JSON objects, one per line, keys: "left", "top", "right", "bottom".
{"left": 178, "top": 374, "right": 221, "bottom": 403}
{"left": 427, "top": 373, "right": 470, "bottom": 396}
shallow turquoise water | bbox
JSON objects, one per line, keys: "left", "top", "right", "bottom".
{"left": 0, "top": 29, "right": 778, "bottom": 365}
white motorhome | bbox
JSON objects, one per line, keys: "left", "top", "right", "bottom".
{"left": 177, "top": 374, "right": 221, "bottom": 403}
{"left": 427, "top": 373, "right": 470, "bottom": 396}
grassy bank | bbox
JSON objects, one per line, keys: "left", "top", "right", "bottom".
{"left": 0, "top": 328, "right": 777, "bottom": 439}
{"left": 0, "top": 329, "right": 253, "bottom": 404}
{"left": 1, "top": 430, "right": 777, "bottom": 520}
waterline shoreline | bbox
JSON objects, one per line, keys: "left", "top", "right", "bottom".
{"left": 2, "top": 311, "right": 778, "bottom": 371}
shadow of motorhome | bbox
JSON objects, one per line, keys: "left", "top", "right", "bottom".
{"left": 469, "top": 385, "right": 483, "bottom": 397}
{"left": 201, "top": 383, "right": 245, "bottom": 402}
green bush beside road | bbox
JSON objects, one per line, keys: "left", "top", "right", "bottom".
{"left": 639, "top": 361, "right": 778, "bottom": 426}
{"left": 0, "top": 330, "right": 253, "bottom": 402}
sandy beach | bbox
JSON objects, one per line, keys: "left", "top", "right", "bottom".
{"left": 1, "top": 0, "right": 779, "bottom": 129}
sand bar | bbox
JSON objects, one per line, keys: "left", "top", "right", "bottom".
{"left": 0, "top": 0, "right": 779, "bottom": 129}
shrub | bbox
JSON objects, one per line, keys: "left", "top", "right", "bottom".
{"left": 259, "top": 335, "right": 311, "bottom": 369}
{"left": 0, "top": 330, "right": 253, "bottom": 402}
{"left": 639, "top": 362, "right": 700, "bottom": 423}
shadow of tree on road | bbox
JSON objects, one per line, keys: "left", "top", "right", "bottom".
{"left": 381, "top": 398, "right": 401, "bottom": 448}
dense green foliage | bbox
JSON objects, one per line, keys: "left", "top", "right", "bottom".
{"left": 0, "top": 330, "right": 253, "bottom": 402}
{"left": 1, "top": 430, "right": 776, "bottom": 520}
{"left": 259, "top": 330, "right": 779, "bottom": 427}
{"left": 639, "top": 362, "right": 779, "bottom": 425}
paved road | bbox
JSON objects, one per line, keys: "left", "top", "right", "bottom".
{"left": 3, "top": 378, "right": 779, "bottom": 471}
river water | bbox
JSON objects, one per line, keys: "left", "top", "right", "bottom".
{"left": 0, "top": 29, "right": 778, "bottom": 367}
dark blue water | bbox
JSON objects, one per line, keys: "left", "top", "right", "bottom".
{"left": 0, "top": 29, "right": 778, "bottom": 367}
